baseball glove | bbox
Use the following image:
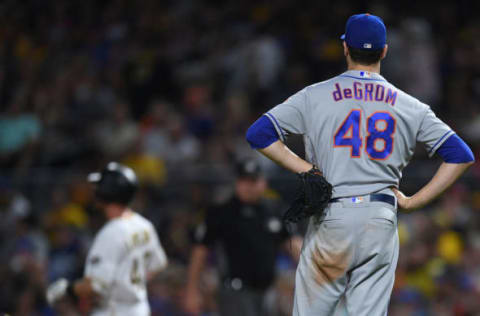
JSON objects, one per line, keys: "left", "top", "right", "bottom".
{"left": 283, "top": 166, "right": 333, "bottom": 223}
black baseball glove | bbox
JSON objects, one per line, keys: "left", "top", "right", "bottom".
{"left": 283, "top": 166, "right": 333, "bottom": 223}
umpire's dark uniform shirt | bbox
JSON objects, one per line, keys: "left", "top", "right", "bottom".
{"left": 196, "top": 195, "right": 289, "bottom": 290}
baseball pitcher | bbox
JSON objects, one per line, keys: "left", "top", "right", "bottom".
{"left": 46, "top": 162, "right": 168, "bottom": 316}
{"left": 246, "top": 13, "right": 474, "bottom": 316}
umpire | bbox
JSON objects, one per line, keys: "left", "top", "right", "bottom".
{"left": 184, "top": 159, "right": 302, "bottom": 316}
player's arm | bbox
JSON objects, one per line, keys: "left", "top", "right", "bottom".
{"left": 260, "top": 140, "right": 313, "bottom": 173}
{"left": 47, "top": 228, "right": 122, "bottom": 307}
{"left": 246, "top": 115, "right": 312, "bottom": 173}
{"left": 146, "top": 225, "right": 168, "bottom": 281}
{"left": 393, "top": 134, "right": 475, "bottom": 211}
{"left": 247, "top": 87, "right": 313, "bottom": 172}
{"left": 46, "top": 277, "right": 100, "bottom": 307}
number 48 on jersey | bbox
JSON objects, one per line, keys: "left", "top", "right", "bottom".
{"left": 334, "top": 110, "right": 396, "bottom": 160}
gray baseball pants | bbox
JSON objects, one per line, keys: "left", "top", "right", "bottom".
{"left": 293, "top": 195, "right": 399, "bottom": 316}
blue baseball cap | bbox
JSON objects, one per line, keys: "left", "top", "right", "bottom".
{"left": 340, "top": 13, "right": 386, "bottom": 50}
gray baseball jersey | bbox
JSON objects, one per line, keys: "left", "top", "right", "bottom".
{"left": 266, "top": 70, "right": 452, "bottom": 198}
{"left": 265, "top": 69, "right": 453, "bottom": 316}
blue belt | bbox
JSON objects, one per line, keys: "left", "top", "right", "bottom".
{"left": 330, "top": 193, "right": 395, "bottom": 207}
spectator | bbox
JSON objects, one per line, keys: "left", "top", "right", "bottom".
{"left": 94, "top": 100, "right": 139, "bottom": 160}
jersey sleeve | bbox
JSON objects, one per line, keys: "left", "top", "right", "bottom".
{"left": 265, "top": 88, "right": 309, "bottom": 141}
{"left": 84, "top": 227, "right": 126, "bottom": 295}
{"left": 417, "top": 106, "right": 454, "bottom": 157}
{"left": 436, "top": 134, "right": 475, "bottom": 163}
{"left": 146, "top": 225, "right": 168, "bottom": 273}
{"left": 246, "top": 115, "right": 280, "bottom": 149}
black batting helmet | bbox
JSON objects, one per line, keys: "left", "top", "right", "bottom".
{"left": 88, "top": 162, "right": 138, "bottom": 205}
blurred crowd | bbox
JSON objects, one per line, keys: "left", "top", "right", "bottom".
{"left": 0, "top": 0, "right": 479, "bottom": 315}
